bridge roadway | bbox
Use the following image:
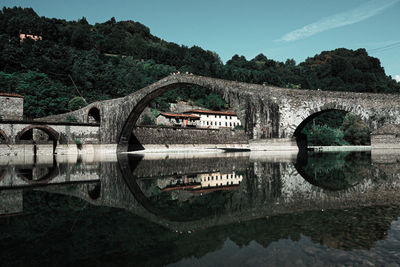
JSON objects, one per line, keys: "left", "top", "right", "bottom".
{"left": 39, "top": 74, "right": 400, "bottom": 152}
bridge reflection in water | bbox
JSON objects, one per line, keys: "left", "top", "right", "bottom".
{"left": 1, "top": 151, "right": 400, "bottom": 265}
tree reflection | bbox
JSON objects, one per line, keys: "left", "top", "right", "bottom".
{"left": 295, "top": 151, "right": 371, "bottom": 191}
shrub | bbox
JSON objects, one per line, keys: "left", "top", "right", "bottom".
{"left": 68, "top": 97, "right": 87, "bottom": 111}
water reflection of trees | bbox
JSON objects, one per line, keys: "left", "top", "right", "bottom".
{"left": 295, "top": 152, "right": 371, "bottom": 191}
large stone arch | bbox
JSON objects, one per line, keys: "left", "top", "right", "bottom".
{"left": 116, "top": 75, "right": 250, "bottom": 152}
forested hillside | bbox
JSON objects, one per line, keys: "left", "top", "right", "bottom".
{"left": 0, "top": 6, "right": 399, "bottom": 146}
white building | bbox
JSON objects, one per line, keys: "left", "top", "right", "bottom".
{"left": 197, "top": 171, "right": 243, "bottom": 188}
{"left": 158, "top": 171, "right": 243, "bottom": 193}
{"left": 182, "top": 109, "right": 242, "bottom": 129}
{"left": 156, "top": 112, "right": 200, "bottom": 127}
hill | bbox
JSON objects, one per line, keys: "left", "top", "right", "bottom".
{"left": 0, "top": 7, "right": 399, "bottom": 119}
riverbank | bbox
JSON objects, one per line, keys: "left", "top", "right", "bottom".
{"left": 308, "top": 146, "right": 371, "bottom": 152}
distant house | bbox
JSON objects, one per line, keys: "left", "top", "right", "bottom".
{"left": 19, "top": 33, "right": 42, "bottom": 43}
{"left": 182, "top": 109, "right": 242, "bottom": 129}
{"left": 159, "top": 171, "right": 243, "bottom": 193}
{"left": 156, "top": 112, "right": 200, "bottom": 127}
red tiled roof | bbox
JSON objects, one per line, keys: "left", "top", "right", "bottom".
{"left": 158, "top": 112, "right": 200, "bottom": 119}
{"left": 183, "top": 109, "right": 237, "bottom": 116}
{"left": 0, "top": 93, "right": 24, "bottom": 98}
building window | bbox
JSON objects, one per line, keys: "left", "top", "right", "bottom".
{"left": 230, "top": 122, "right": 232, "bottom": 126}
{"left": 219, "top": 122, "right": 221, "bottom": 126}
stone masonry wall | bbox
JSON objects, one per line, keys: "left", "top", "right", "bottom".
{"left": 132, "top": 126, "right": 248, "bottom": 145}
{"left": 0, "top": 95, "right": 23, "bottom": 120}
{"left": 0, "top": 122, "right": 100, "bottom": 144}
{"left": 371, "top": 124, "right": 400, "bottom": 149}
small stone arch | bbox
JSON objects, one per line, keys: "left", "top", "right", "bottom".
{"left": 15, "top": 125, "right": 60, "bottom": 153}
{"left": 0, "top": 129, "right": 9, "bottom": 144}
{"left": 0, "top": 167, "right": 7, "bottom": 183}
{"left": 87, "top": 182, "right": 101, "bottom": 200}
{"left": 87, "top": 106, "right": 101, "bottom": 124}
{"left": 17, "top": 163, "right": 59, "bottom": 184}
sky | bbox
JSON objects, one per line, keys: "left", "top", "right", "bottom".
{"left": 2, "top": 0, "right": 400, "bottom": 81}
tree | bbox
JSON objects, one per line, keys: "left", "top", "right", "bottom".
{"left": 68, "top": 96, "right": 87, "bottom": 111}
{"left": 341, "top": 113, "right": 370, "bottom": 145}
{"left": 0, "top": 71, "right": 70, "bottom": 118}
{"left": 304, "top": 125, "right": 348, "bottom": 146}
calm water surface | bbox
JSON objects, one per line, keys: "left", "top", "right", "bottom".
{"left": 1, "top": 151, "right": 400, "bottom": 266}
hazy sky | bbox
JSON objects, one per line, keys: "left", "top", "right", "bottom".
{"left": 2, "top": 0, "right": 400, "bottom": 80}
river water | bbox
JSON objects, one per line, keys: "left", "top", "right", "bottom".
{"left": 1, "top": 150, "right": 400, "bottom": 266}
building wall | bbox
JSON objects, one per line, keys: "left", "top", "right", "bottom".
{"left": 156, "top": 171, "right": 243, "bottom": 191}
{"left": 371, "top": 124, "right": 400, "bottom": 150}
{"left": 156, "top": 115, "right": 199, "bottom": 127}
{"left": 156, "top": 115, "right": 174, "bottom": 126}
{"left": 0, "top": 96, "right": 23, "bottom": 120}
{"left": 196, "top": 113, "right": 241, "bottom": 129}
{"left": 198, "top": 171, "right": 243, "bottom": 188}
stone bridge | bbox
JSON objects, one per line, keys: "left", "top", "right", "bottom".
{"left": 42, "top": 74, "right": 400, "bottom": 151}
{"left": 0, "top": 120, "right": 101, "bottom": 155}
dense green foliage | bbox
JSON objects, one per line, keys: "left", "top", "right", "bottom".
{"left": 0, "top": 71, "right": 69, "bottom": 118}
{"left": 1, "top": 7, "right": 398, "bottom": 119}
{"left": 297, "top": 151, "right": 371, "bottom": 190}
{"left": 68, "top": 96, "right": 86, "bottom": 111}
{"left": 302, "top": 112, "right": 370, "bottom": 146}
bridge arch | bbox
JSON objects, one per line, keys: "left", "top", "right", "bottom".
{"left": 87, "top": 182, "right": 101, "bottom": 200}
{"left": 17, "top": 163, "right": 59, "bottom": 184}
{"left": 291, "top": 102, "right": 370, "bottom": 148}
{"left": 116, "top": 75, "right": 246, "bottom": 152}
{"left": 87, "top": 106, "right": 101, "bottom": 124}
{"left": 15, "top": 125, "right": 60, "bottom": 153}
{"left": 0, "top": 129, "right": 9, "bottom": 144}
